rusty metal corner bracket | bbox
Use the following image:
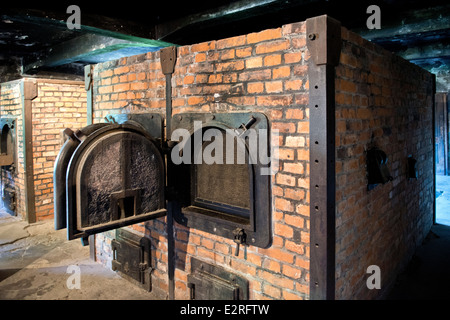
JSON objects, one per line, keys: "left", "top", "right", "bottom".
{"left": 306, "top": 15, "right": 342, "bottom": 66}
{"left": 160, "top": 46, "right": 177, "bottom": 75}
{"left": 22, "top": 80, "right": 38, "bottom": 101}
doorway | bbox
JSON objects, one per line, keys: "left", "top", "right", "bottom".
{"left": 435, "top": 92, "right": 450, "bottom": 226}
{"left": 0, "top": 120, "right": 16, "bottom": 217}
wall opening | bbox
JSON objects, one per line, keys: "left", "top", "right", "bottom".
{"left": 435, "top": 92, "right": 450, "bottom": 226}
{"left": 0, "top": 119, "right": 16, "bottom": 216}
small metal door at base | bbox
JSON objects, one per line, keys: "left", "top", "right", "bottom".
{"left": 187, "top": 258, "right": 248, "bottom": 300}
{"left": 112, "top": 229, "right": 152, "bottom": 292}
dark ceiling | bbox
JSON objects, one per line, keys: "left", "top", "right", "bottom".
{"left": 1, "top": 0, "right": 449, "bottom": 90}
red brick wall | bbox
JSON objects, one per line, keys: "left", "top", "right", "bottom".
{"left": 93, "top": 21, "right": 311, "bottom": 300}
{"left": 0, "top": 80, "right": 24, "bottom": 217}
{"left": 334, "top": 28, "right": 435, "bottom": 299}
{"left": 92, "top": 19, "right": 434, "bottom": 300}
{"left": 0, "top": 78, "right": 87, "bottom": 221}
{"left": 32, "top": 80, "right": 87, "bottom": 221}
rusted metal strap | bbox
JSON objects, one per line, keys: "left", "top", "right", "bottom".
{"left": 84, "top": 65, "right": 94, "bottom": 125}
{"left": 160, "top": 46, "right": 177, "bottom": 138}
{"left": 306, "top": 15, "right": 341, "bottom": 300}
{"left": 160, "top": 46, "right": 177, "bottom": 300}
{"left": 21, "top": 79, "right": 38, "bottom": 223}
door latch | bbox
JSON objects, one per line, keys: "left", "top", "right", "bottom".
{"left": 233, "top": 228, "right": 246, "bottom": 256}
{"left": 234, "top": 116, "right": 257, "bottom": 137}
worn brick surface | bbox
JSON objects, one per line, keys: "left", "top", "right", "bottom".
{"left": 91, "top": 21, "right": 434, "bottom": 301}
{"left": 92, "top": 22, "right": 311, "bottom": 300}
{"left": 0, "top": 79, "right": 87, "bottom": 221}
{"left": 334, "top": 28, "right": 434, "bottom": 299}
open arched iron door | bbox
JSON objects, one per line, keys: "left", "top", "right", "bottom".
{"left": 54, "top": 123, "right": 109, "bottom": 230}
{"left": 55, "top": 114, "right": 166, "bottom": 244}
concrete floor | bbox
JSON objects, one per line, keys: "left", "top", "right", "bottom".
{"left": 387, "top": 223, "right": 450, "bottom": 299}
{"left": 436, "top": 174, "right": 450, "bottom": 226}
{"left": 0, "top": 210, "right": 165, "bottom": 300}
{"left": 1, "top": 177, "right": 450, "bottom": 300}
{"left": 386, "top": 175, "right": 450, "bottom": 299}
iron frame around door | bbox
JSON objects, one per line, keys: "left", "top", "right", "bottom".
{"left": 171, "top": 112, "right": 272, "bottom": 249}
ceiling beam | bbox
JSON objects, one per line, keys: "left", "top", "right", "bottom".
{"left": 154, "top": 0, "right": 319, "bottom": 41}
{"left": 355, "top": 4, "right": 450, "bottom": 41}
{"left": 23, "top": 34, "right": 169, "bottom": 74}
{"left": 2, "top": 8, "right": 157, "bottom": 41}
{"left": 396, "top": 42, "right": 450, "bottom": 61}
